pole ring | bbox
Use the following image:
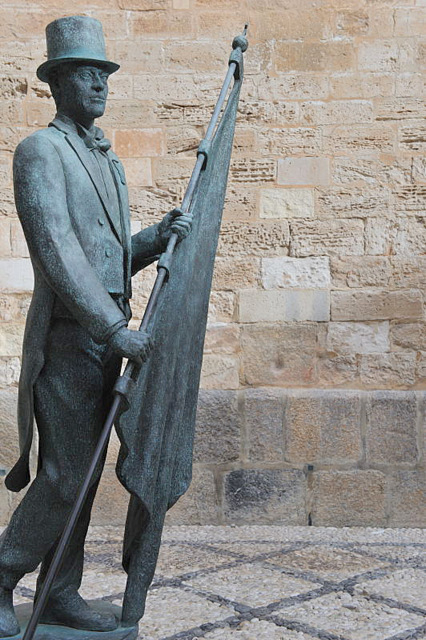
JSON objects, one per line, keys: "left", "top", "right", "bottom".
{"left": 232, "top": 35, "right": 248, "bottom": 52}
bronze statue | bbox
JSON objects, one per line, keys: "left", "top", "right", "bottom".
{"left": 0, "top": 14, "right": 247, "bottom": 640}
{"left": 0, "top": 15, "right": 192, "bottom": 638}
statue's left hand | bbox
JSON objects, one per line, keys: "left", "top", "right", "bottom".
{"left": 157, "top": 207, "right": 193, "bottom": 244}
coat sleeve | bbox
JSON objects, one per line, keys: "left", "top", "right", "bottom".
{"left": 131, "top": 225, "right": 166, "bottom": 276}
{"left": 13, "top": 134, "right": 128, "bottom": 343}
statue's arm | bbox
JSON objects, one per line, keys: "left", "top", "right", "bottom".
{"left": 13, "top": 135, "right": 128, "bottom": 343}
{"left": 130, "top": 224, "right": 165, "bottom": 276}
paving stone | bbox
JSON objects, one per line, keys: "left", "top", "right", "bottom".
{"left": 185, "top": 562, "right": 317, "bottom": 608}
{"left": 266, "top": 545, "right": 390, "bottom": 581}
{"left": 355, "top": 568, "right": 426, "bottom": 610}
{"left": 203, "top": 619, "right": 314, "bottom": 640}
{"left": 127, "top": 586, "right": 235, "bottom": 638}
{"left": 275, "top": 592, "right": 425, "bottom": 640}
{"left": 155, "top": 542, "right": 227, "bottom": 578}
{"left": 365, "top": 392, "right": 418, "bottom": 465}
{"left": 223, "top": 469, "right": 307, "bottom": 525}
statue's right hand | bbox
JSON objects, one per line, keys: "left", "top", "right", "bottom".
{"left": 108, "top": 327, "right": 153, "bottom": 362}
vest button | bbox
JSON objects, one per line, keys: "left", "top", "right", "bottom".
{"left": 98, "top": 218, "right": 105, "bottom": 226}
{"left": 105, "top": 249, "right": 112, "bottom": 258}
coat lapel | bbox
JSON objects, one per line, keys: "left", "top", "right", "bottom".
{"left": 50, "top": 118, "right": 123, "bottom": 243}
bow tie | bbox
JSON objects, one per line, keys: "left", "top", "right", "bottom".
{"left": 78, "top": 125, "right": 111, "bottom": 153}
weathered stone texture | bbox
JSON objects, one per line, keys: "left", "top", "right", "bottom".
{"left": 193, "top": 390, "right": 241, "bottom": 464}
{"left": 327, "top": 322, "right": 390, "bottom": 355}
{"left": 260, "top": 189, "right": 314, "bottom": 220}
{"left": 223, "top": 469, "right": 307, "bottom": 525}
{"left": 365, "top": 392, "right": 419, "bottom": 465}
{"left": 239, "top": 289, "right": 330, "bottom": 323}
{"left": 284, "top": 391, "right": 362, "bottom": 465}
{"left": 311, "top": 471, "right": 387, "bottom": 527}
{"left": 245, "top": 389, "right": 285, "bottom": 463}
{"left": 290, "top": 220, "right": 364, "bottom": 257}
{"left": 262, "top": 257, "right": 330, "bottom": 290}
{"left": 331, "top": 290, "right": 423, "bottom": 322}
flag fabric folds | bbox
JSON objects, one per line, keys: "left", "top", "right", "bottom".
{"left": 115, "top": 56, "right": 244, "bottom": 622}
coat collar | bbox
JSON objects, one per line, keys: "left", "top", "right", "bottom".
{"left": 49, "top": 114, "right": 123, "bottom": 242}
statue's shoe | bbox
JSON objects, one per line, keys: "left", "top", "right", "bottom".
{"left": 39, "top": 590, "right": 118, "bottom": 632}
{"left": 0, "top": 587, "right": 20, "bottom": 637}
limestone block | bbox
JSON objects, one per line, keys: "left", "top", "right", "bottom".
{"left": 262, "top": 257, "right": 330, "bottom": 290}
{"left": 245, "top": 389, "right": 285, "bottom": 463}
{"left": 278, "top": 157, "right": 329, "bottom": 187}
{"left": 324, "top": 125, "right": 395, "bottom": 153}
{"left": 115, "top": 129, "right": 164, "bottom": 157}
{"left": 10, "top": 220, "right": 29, "bottom": 258}
{"left": 120, "top": 158, "right": 152, "bottom": 187}
{"left": 0, "top": 388, "right": 19, "bottom": 468}
{"left": 0, "top": 294, "right": 31, "bottom": 323}
{"left": 394, "top": 185, "right": 426, "bottom": 214}
{"left": 365, "top": 392, "right": 419, "bottom": 465}
{"left": 212, "top": 257, "right": 261, "bottom": 291}
{"left": 358, "top": 41, "right": 410, "bottom": 73}
{"left": 204, "top": 323, "right": 240, "bottom": 355}
{"left": 164, "top": 41, "right": 226, "bottom": 73}
{"left": 317, "top": 186, "right": 390, "bottom": 218}
{"left": 166, "top": 466, "right": 219, "bottom": 525}
{"left": 360, "top": 352, "right": 417, "bottom": 388}
{"left": 258, "top": 127, "right": 322, "bottom": 156}
{"left": 128, "top": 187, "right": 177, "bottom": 222}
{"left": 258, "top": 74, "right": 329, "bottom": 101}
{"left": 106, "top": 74, "right": 133, "bottom": 101}
{"left": 0, "top": 357, "right": 20, "bottom": 388}
{"left": 153, "top": 157, "right": 195, "bottom": 193}
{"left": 223, "top": 469, "right": 307, "bottom": 525}
{"left": 134, "top": 75, "right": 199, "bottom": 103}
{"left": 0, "top": 259, "right": 33, "bottom": 293}
{"left": 387, "top": 470, "right": 426, "bottom": 528}
{"left": 207, "top": 291, "right": 235, "bottom": 323}
{"left": 327, "top": 322, "right": 390, "bottom": 355}
{"left": 376, "top": 97, "right": 426, "bottom": 122}
{"left": 334, "top": 10, "right": 369, "bottom": 36}
{"left": 200, "top": 354, "right": 239, "bottom": 390}
{"left": 390, "top": 323, "right": 426, "bottom": 351}
{"left": 111, "top": 40, "right": 163, "bottom": 74}
{"left": 284, "top": 390, "right": 362, "bottom": 465}
{"left": 239, "top": 290, "right": 330, "bottom": 323}
{"left": 318, "top": 353, "right": 359, "bottom": 387}
{"left": 276, "top": 41, "right": 354, "bottom": 73}
{"left": 300, "top": 100, "right": 373, "bottom": 126}
{"left": 101, "top": 100, "right": 156, "bottom": 129}
{"left": 251, "top": 9, "right": 328, "bottom": 41}
{"left": 165, "top": 126, "right": 200, "bottom": 156}
{"left": 332, "top": 157, "right": 378, "bottom": 186}
{"left": 260, "top": 189, "right": 314, "bottom": 219}
{"left": 0, "top": 154, "right": 12, "bottom": 189}
{"left": 399, "top": 124, "right": 426, "bottom": 151}
{"left": 223, "top": 185, "right": 258, "bottom": 221}
{"left": 330, "top": 73, "right": 395, "bottom": 99}
{"left": 0, "top": 76, "right": 27, "bottom": 100}
{"left": 237, "top": 100, "right": 299, "bottom": 126}
{"left": 290, "top": 219, "right": 364, "bottom": 257}
{"left": 331, "top": 290, "right": 423, "bottom": 321}
{"left": 395, "top": 73, "right": 426, "bottom": 98}
{"left": 173, "top": 0, "right": 190, "bottom": 8}
{"left": 241, "top": 324, "right": 320, "bottom": 386}
{"left": 91, "top": 465, "right": 129, "bottom": 526}
{"left": 193, "top": 390, "right": 241, "bottom": 464}
{"left": 0, "top": 101, "right": 23, "bottom": 128}
{"left": 119, "top": 0, "right": 167, "bottom": 9}
{"left": 311, "top": 471, "right": 386, "bottom": 527}
{"left": 0, "top": 323, "right": 25, "bottom": 357}
{"left": 130, "top": 11, "right": 193, "bottom": 38}
{"left": 230, "top": 158, "right": 276, "bottom": 184}
{"left": 0, "top": 188, "right": 16, "bottom": 218}
{"left": 0, "top": 220, "right": 11, "bottom": 258}
{"left": 25, "top": 101, "right": 54, "bottom": 127}
{"left": 331, "top": 257, "right": 391, "bottom": 289}
{"left": 218, "top": 222, "right": 290, "bottom": 258}
{"left": 394, "top": 8, "right": 426, "bottom": 36}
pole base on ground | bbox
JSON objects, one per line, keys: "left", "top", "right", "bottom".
{"left": 0, "top": 602, "right": 138, "bottom": 640}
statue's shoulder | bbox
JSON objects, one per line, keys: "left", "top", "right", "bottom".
{"left": 14, "top": 127, "right": 62, "bottom": 169}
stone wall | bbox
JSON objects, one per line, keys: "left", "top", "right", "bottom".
{"left": 0, "top": 0, "right": 426, "bottom": 527}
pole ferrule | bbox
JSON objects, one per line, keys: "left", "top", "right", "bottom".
{"left": 113, "top": 374, "right": 136, "bottom": 407}
{"left": 197, "top": 138, "right": 211, "bottom": 168}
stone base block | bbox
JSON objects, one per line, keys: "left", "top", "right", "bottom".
{"left": 0, "top": 602, "right": 137, "bottom": 640}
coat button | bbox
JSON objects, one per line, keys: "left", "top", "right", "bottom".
{"left": 105, "top": 249, "right": 112, "bottom": 258}
{"left": 98, "top": 218, "right": 105, "bottom": 226}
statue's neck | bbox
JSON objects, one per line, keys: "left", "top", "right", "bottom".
{"left": 57, "top": 109, "right": 95, "bottom": 132}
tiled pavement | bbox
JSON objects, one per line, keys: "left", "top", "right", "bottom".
{"left": 11, "top": 525, "right": 426, "bottom": 640}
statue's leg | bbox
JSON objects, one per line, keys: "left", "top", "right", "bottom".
{"left": 0, "top": 319, "right": 121, "bottom": 633}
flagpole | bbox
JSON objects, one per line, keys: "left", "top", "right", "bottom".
{"left": 21, "top": 25, "right": 248, "bottom": 640}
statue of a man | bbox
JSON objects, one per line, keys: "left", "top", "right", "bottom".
{"left": 0, "top": 15, "right": 192, "bottom": 637}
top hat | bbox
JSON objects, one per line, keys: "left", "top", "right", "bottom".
{"left": 37, "top": 15, "right": 120, "bottom": 83}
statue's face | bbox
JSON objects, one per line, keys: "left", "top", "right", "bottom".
{"left": 54, "top": 63, "right": 110, "bottom": 121}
